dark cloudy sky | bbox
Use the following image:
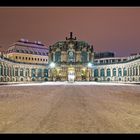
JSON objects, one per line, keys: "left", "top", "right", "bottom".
{"left": 0, "top": 7, "right": 140, "bottom": 57}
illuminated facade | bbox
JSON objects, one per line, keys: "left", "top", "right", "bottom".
{"left": 0, "top": 32, "right": 140, "bottom": 83}
{"left": 0, "top": 39, "right": 49, "bottom": 82}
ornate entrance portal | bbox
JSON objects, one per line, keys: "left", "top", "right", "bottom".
{"left": 68, "top": 67, "right": 75, "bottom": 82}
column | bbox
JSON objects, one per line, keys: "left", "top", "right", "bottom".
{"left": 98, "top": 68, "right": 100, "bottom": 77}
{"left": 127, "top": 67, "right": 130, "bottom": 76}
{"left": 29, "top": 68, "right": 32, "bottom": 77}
{"left": 92, "top": 68, "right": 94, "bottom": 78}
{"left": 138, "top": 65, "right": 140, "bottom": 76}
{"left": 122, "top": 67, "right": 124, "bottom": 77}
{"left": 23, "top": 68, "right": 26, "bottom": 77}
{"left": 18, "top": 67, "right": 20, "bottom": 76}
{"left": 116, "top": 68, "right": 118, "bottom": 77}
{"left": 110, "top": 68, "right": 113, "bottom": 77}
{"left": 2, "top": 64, "right": 4, "bottom": 76}
{"left": 35, "top": 68, "right": 38, "bottom": 77}
{"left": 104, "top": 68, "right": 107, "bottom": 77}
{"left": 5, "top": 66, "right": 7, "bottom": 76}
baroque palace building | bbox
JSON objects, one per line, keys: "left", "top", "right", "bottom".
{"left": 0, "top": 32, "right": 140, "bottom": 82}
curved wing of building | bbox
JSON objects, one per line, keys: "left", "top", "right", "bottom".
{"left": 0, "top": 33, "right": 140, "bottom": 83}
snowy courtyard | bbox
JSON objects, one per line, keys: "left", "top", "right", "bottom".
{"left": 0, "top": 82, "right": 140, "bottom": 133}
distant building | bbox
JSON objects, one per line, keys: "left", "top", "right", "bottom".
{"left": 0, "top": 32, "right": 140, "bottom": 82}
{"left": 94, "top": 52, "right": 114, "bottom": 59}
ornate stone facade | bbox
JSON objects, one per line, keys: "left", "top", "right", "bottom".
{"left": 48, "top": 32, "right": 94, "bottom": 81}
{"left": 0, "top": 32, "right": 140, "bottom": 83}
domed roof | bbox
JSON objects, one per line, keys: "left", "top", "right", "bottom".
{"left": 7, "top": 39, "right": 49, "bottom": 56}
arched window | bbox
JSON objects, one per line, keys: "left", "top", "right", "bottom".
{"left": 100, "top": 68, "right": 105, "bottom": 77}
{"left": 20, "top": 68, "right": 24, "bottom": 76}
{"left": 25, "top": 68, "right": 29, "bottom": 77}
{"left": 55, "top": 51, "right": 61, "bottom": 62}
{"left": 15, "top": 68, "right": 18, "bottom": 76}
{"left": 30, "top": 51, "right": 33, "bottom": 54}
{"left": 38, "top": 69, "right": 42, "bottom": 77}
{"left": 34, "top": 51, "right": 37, "bottom": 55}
{"left": 94, "top": 69, "right": 98, "bottom": 77}
{"left": 81, "top": 51, "right": 88, "bottom": 63}
{"left": 118, "top": 68, "right": 122, "bottom": 76}
{"left": 44, "top": 69, "right": 48, "bottom": 77}
{"left": 31, "top": 68, "right": 36, "bottom": 77}
{"left": 107, "top": 68, "right": 111, "bottom": 77}
{"left": 123, "top": 68, "right": 127, "bottom": 76}
{"left": 25, "top": 50, "right": 28, "bottom": 53}
{"left": 38, "top": 52, "right": 41, "bottom": 55}
{"left": 21, "top": 50, "right": 24, "bottom": 53}
{"left": 113, "top": 68, "right": 116, "bottom": 76}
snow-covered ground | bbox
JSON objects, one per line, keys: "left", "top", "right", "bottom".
{"left": 0, "top": 84, "right": 140, "bottom": 133}
{"left": 4, "top": 81, "right": 139, "bottom": 87}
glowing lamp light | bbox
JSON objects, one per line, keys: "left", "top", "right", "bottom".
{"left": 88, "top": 62, "right": 92, "bottom": 68}
{"left": 50, "top": 62, "right": 55, "bottom": 68}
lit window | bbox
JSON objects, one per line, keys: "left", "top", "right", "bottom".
{"left": 107, "top": 68, "right": 111, "bottom": 77}
{"left": 113, "top": 68, "right": 116, "bottom": 76}
{"left": 118, "top": 68, "right": 122, "bottom": 76}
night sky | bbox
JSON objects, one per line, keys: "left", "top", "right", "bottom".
{"left": 0, "top": 7, "right": 140, "bottom": 57}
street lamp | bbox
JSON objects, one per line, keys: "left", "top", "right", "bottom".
{"left": 87, "top": 62, "right": 92, "bottom": 81}
{"left": 49, "top": 62, "right": 55, "bottom": 81}
{"left": 88, "top": 62, "right": 92, "bottom": 68}
{"left": 49, "top": 62, "right": 55, "bottom": 68}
